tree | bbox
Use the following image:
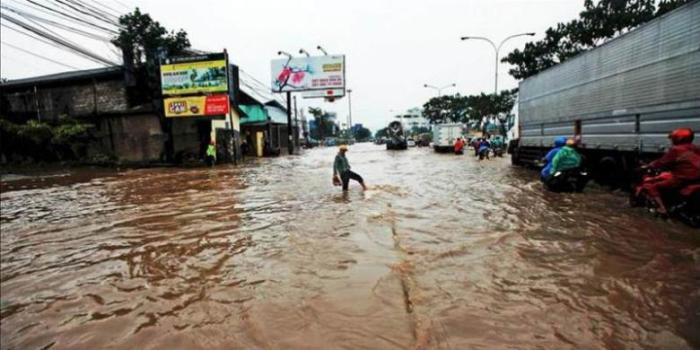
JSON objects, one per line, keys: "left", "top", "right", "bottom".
{"left": 354, "top": 126, "right": 372, "bottom": 141}
{"left": 112, "top": 8, "right": 191, "bottom": 68}
{"left": 308, "top": 107, "right": 337, "bottom": 140}
{"left": 501, "top": 0, "right": 692, "bottom": 80}
{"left": 421, "top": 89, "right": 516, "bottom": 125}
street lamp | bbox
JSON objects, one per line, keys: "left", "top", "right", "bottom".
{"left": 298, "top": 48, "right": 310, "bottom": 57}
{"left": 317, "top": 45, "right": 328, "bottom": 56}
{"left": 277, "top": 50, "right": 294, "bottom": 155}
{"left": 460, "top": 32, "right": 535, "bottom": 94}
{"left": 424, "top": 83, "right": 456, "bottom": 96}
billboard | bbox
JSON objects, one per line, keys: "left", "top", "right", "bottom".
{"left": 161, "top": 55, "right": 228, "bottom": 96}
{"left": 271, "top": 55, "right": 345, "bottom": 92}
{"left": 164, "top": 94, "right": 229, "bottom": 118}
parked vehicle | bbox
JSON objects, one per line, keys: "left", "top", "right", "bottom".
{"left": 407, "top": 139, "right": 416, "bottom": 147}
{"left": 432, "top": 123, "right": 464, "bottom": 153}
{"left": 630, "top": 168, "right": 700, "bottom": 227}
{"left": 386, "top": 121, "right": 407, "bottom": 150}
{"left": 509, "top": 2, "right": 700, "bottom": 187}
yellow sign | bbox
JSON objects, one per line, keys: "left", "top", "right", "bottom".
{"left": 164, "top": 94, "right": 230, "bottom": 117}
{"left": 160, "top": 59, "right": 228, "bottom": 95}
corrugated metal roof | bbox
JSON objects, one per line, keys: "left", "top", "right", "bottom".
{"left": 1, "top": 66, "right": 123, "bottom": 88}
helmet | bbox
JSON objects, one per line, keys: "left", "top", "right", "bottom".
{"left": 554, "top": 136, "right": 567, "bottom": 147}
{"left": 669, "top": 128, "right": 694, "bottom": 145}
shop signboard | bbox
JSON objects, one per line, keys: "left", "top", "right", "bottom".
{"left": 271, "top": 55, "right": 345, "bottom": 93}
{"left": 164, "top": 94, "right": 229, "bottom": 118}
{"left": 161, "top": 54, "right": 228, "bottom": 96}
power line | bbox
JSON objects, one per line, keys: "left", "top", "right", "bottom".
{"left": 23, "top": 0, "right": 119, "bottom": 34}
{"left": 1, "top": 41, "right": 80, "bottom": 69}
{"left": 90, "top": 0, "right": 124, "bottom": 18}
{"left": 1, "top": 4, "right": 112, "bottom": 41}
{"left": 51, "top": 0, "right": 119, "bottom": 27}
{"left": 67, "top": 0, "right": 120, "bottom": 21}
{"left": 1, "top": 12, "right": 119, "bottom": 65}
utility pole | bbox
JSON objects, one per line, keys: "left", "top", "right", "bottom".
{"left": 347, "top": 89, "right": 353, "bottom": 138}
{"left": 286, "top": 91, "right": 294, "bottom": 155}
{"left": 293, "top": 95, "right": 299, "bottom": 149}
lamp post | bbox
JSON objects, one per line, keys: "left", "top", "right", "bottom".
{"left": 423, "top": 83, "right": 456, "bottom": 96}
{"left": 299, "top": 48, "right": 310, "bottom": 57}
{"left": 317, "top": 45, "right": 328, "bottom": 56}
{"left": 460, "top": 32, "right": 535, "bottom": 94}
{"left": 277, "top": 50, "right": 295, "bottom": 155}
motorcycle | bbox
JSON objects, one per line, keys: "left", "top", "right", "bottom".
{"left": 544, "top": 167, "right": 590, "bottom": 193}
{"left": 630, "top": 168, "right": 700, "bottom": 228}
{"left": 492, "top": 145, "right": 504, "bottom": 157}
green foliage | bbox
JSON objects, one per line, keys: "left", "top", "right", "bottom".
{"left": 502, "top": 0, "right": 693, "bottom": 80}
{"left": 51, "top": 121, "right": 90, "bottom": 145}
{"left": 0, "top": 118, "right": 94, "bottom": 162}
{"left": 112, "top": 7, "right": 191, "bottom": 68}
{"left": 308, "top": 107, "right": 337, "bottom": 139}
{"left": 354, "top": 126, "right": 372, "bottom": 141}
{"left": 422, "top": 89, "right": 517, "bottom": 125}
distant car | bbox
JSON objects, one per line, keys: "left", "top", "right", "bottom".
{"left": 407, "top": 139, "right": 416, "bottom": 147}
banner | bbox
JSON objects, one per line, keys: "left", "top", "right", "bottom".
{"left": 164, "top": 94, "right": 230, "bottom": 117}
{"left": 271, "top": 55, "right": 345, "bottom": 92}
{"left": 161, "top": 59, "right": 228, "bottom": 95}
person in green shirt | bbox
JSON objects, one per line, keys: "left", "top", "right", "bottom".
{"left": 333, "top": 145, "right": 366, "bottom": 191}
{"left": 549, "top": 138, "right": 581, "bottom": 176}
{"left": 206, "top": 141, "right": 216, "bottom": 166}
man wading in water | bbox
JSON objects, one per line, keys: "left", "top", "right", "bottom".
{"left": 333, "top": 145, "right": 367, "bottom": 191}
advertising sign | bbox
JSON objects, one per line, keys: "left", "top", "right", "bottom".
{"left": 302, "top": 88, "right": 345, "bottom": 99}
{"left": 164, "top": 94, "right": 229, "bottom": 117}
{"left": 161, "top": 56, "right": 228, "bottom": 96}
{"left": 271, "top": 55, "right": 345, "bottom": 93}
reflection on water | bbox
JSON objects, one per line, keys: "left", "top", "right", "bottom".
{"left": 1, "top": 144, "right": 699, "bottom": 349}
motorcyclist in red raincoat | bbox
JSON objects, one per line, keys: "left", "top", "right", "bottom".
{"left": 642, "top": 128, "right": 700, "bottom": 214}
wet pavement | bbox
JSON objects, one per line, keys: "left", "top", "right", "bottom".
{"left": 1, "top": 143, "right": 699, "bottom": 349}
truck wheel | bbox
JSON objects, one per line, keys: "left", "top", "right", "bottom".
{"left": 511, "top": 148, "right": 522, "bottom": 166}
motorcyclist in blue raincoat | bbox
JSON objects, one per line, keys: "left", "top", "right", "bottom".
{"left": 540, "top": 136, "right": 567, "bottom": 181}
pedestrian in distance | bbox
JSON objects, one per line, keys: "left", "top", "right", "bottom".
{"left": 240, "top": 139, "right": 249, "bottom": 160}
{"left": 206, "top": 141, "right": 216, "bottom": 166}
{"left": 333, "top": 145, "right": 367, "bottom": 191}
{"left": 454, "top": 137, "right": 465, "bottom": 155}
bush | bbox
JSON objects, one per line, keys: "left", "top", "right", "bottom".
{"left": 0, "top": 117, "right": 94, "bottom": 162}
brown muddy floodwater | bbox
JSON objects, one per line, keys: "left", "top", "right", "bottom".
{"left": 1, "top": 143, "right": 699, "bottom": 349}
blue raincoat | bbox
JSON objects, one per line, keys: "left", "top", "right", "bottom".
{"left": 540, "top": 136, "right": 567, "bottom": 181}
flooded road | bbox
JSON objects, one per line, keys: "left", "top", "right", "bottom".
{"left": 1, "top": 143, "right": 699, "bottom": 349}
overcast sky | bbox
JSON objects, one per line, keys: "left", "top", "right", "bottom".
{"left": 1, "top": 0, "right": 583, "bottom": 132}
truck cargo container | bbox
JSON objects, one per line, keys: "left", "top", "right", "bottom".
{"left": 432, "top": 123, "right": 464, "bottom": 152}
{"left": 509, "top": 1, "right": 700, "bottom": 184}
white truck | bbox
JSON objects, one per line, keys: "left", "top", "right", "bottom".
{"left": 509, "top": 1, "right": 700, "bottom": 185}
{"left": 432, "top": 123, "right": 464, "bottom": 152}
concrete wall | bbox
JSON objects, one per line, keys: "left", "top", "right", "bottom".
{"left": 3, "top": 80, "right": 129, "bottom": 120}
{"left": 96, "top": 114, "right": 166, "bottom": 163}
